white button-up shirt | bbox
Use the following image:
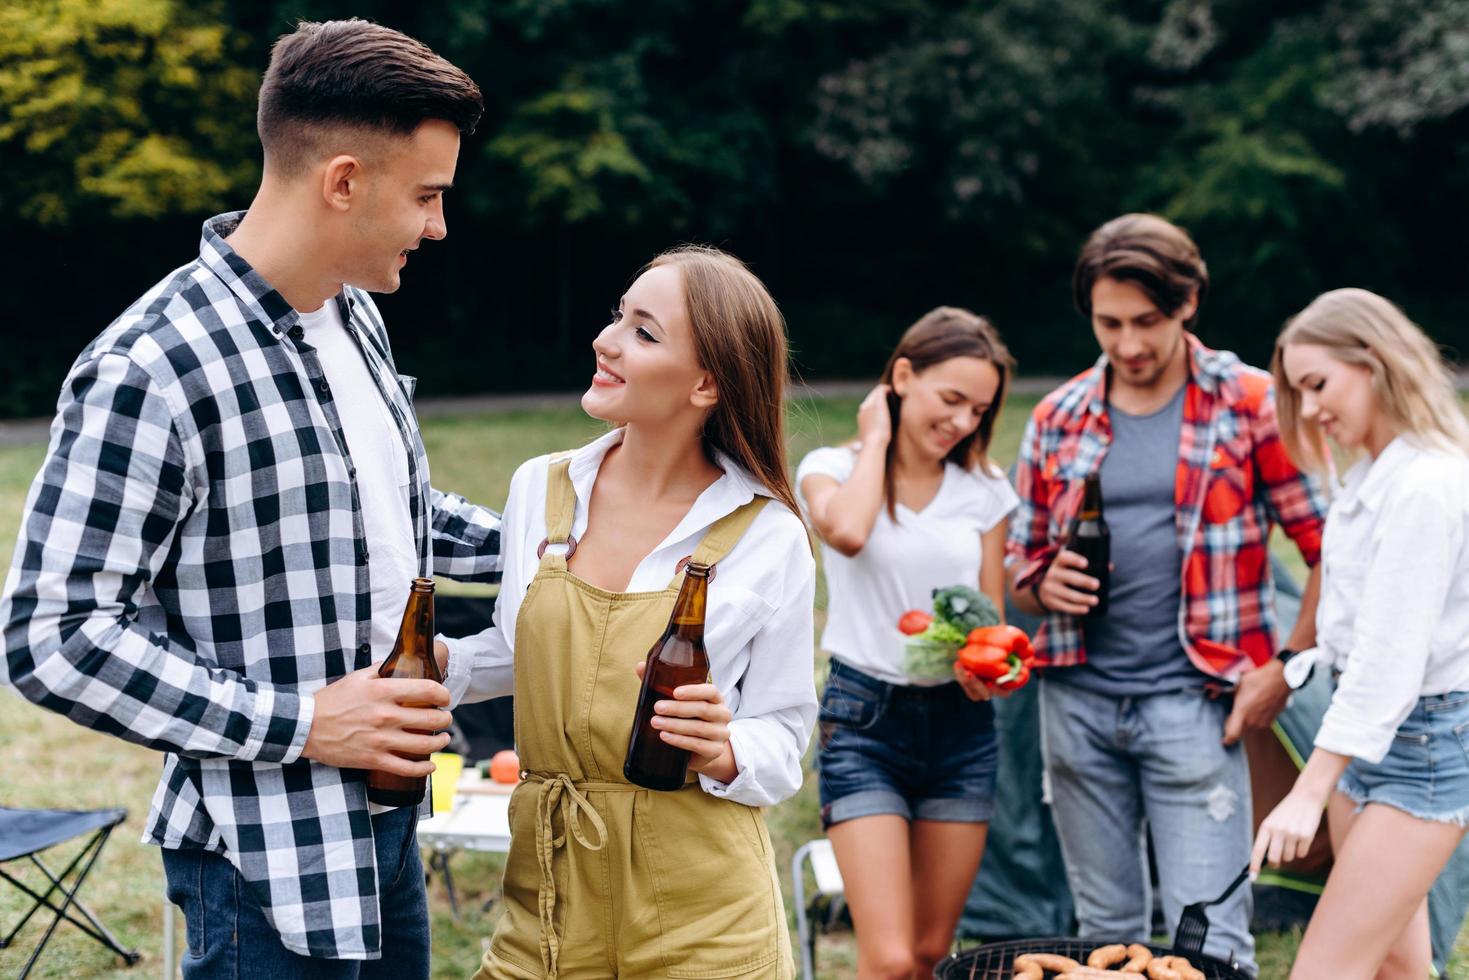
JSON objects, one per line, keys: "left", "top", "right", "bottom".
{"left": 1313, "top": 436, "right": 1469, "bottom": 764}
{"left": 442, "top": 428, "right": 818, "bottom": 807}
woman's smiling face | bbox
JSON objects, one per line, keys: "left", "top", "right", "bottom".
{"left": 1280, "top": 341, "right": 1387, "bottom": 454}
{"left": 893, "top": 355, "right": 1001, "bottom": 462}
{"left": 581, "top": 264, "right": 712, "bottom": 426}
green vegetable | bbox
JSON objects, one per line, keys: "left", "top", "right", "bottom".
{"left": 932, "top": 585, "right": 1001, "bottom": 633}
{"left": 902, "top": 636, "right": 959, "bottom": 683}
{"left": 916, "top": 619, "right": 966, "bottom": 647}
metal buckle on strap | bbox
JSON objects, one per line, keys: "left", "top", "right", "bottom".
{"left": 537, "top": 535, "right": 578, "bottom": 559}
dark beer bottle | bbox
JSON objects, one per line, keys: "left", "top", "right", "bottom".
{"left": 366, "top": 577, "right": 443, "bottom": 807}
{"left": 1068, "top": 473, "right": 1110, "bottom": 618}
{"left": 625, "top": 562, "right": 711, "bottom": 791}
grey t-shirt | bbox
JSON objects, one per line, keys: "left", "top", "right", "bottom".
{"left": 1052, "top": 384, "right": 1210, "bottom": 696}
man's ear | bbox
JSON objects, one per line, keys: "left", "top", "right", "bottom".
{"left": 891, "top": 357, "right": 914, "bottom": 397}
{"left": 321, "top": 155, "right": 362, "bottom": 212}
{"left": 690, "top": 371, "right": 719, "bottom": 410}
{"left": 1178, "top": 288, "right": 1200, "bottom": 325}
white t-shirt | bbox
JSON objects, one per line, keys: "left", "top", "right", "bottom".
{"left": 297, "top": 300, "right": 419, "bottom": 661}
{"left": 796, "top": 445, "right": 1019, "bottom": 686}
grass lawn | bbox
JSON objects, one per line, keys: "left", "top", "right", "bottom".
{"left": 0, "top": 391, "right": 1463, "bottom": 978}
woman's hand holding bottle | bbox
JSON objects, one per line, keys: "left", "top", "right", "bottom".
{"left": 633, "top": 660, "right": 737, "bottom": 783}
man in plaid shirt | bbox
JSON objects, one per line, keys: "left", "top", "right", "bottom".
{"left": 1006, "top": 215, "right": 1328, "bottom": 975}
{"left": 0, "top": 21, "right": 497, "bottom": 976}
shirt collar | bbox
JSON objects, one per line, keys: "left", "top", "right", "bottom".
{"left": 567, "top": 428, "right": 767, "bottom": 544}
{"left": 199, "top": 212, "right": 297, "bottom": 329}
{"left": 1336, "top": 435, "right": 1420, "bottom": 514}
{"left": 199, "top": 212, "right": 358, "bottom": 342}
{"left": 1082, "top": 332, "right": 1221, "bottom": 421}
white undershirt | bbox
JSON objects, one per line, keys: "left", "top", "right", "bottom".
{"left": 297, "top": 300, "right": 419, "bottom": 660}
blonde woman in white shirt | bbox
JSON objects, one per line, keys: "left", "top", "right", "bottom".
{"left": 798, "top": 308, "right": 1018, "bottom": 980}
{"left": 439, "top": 246, "right": 817, "bottom": 979}
{"left": 1253, "top": 288, "right": 1469, "bottom": 980}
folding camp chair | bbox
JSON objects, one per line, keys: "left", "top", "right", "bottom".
{"left": 0, "top": 806, "right": 140, "bottom": 978}
{"left": 791, "top": 838, "right": 846, "bottom": 980}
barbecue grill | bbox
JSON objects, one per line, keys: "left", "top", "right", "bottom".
{"left": 933, "top": 937, "right": 1250, "bottom": 979}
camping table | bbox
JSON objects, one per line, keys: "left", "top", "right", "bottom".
{"left": 159, "top": 770, "right": 514, "bottom": 978}
{"left": 415, "top": 771, "right": 514, "bottom": 916}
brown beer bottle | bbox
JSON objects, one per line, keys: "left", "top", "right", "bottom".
{"left": 366, "top": 577, "right": 443, "bottom": 807}
{"left": 1067, "top": 473, "right": 1110, "bottom": 618}
{"left": 625, "top": 562, "right": 711, "bottom": 791}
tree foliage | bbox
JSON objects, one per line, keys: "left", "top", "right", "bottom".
{"left": 2, "top": 0, "right": 1465, "bottom": 417}
{"left": 0, "top": 0, "right": 259, "bottom": 226}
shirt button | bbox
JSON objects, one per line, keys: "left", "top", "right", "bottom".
{"left": 359, "top": 644, "right": 371, "bottom": 656}
{"left": 289, "top": 326, "right": 304, "bottom": 341}
{"left": 319, "top": 380, "right": 330, "bottom": 394}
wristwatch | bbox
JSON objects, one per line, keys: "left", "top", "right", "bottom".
{"left": 1276, "top": 647, "right": 1316, "bottom": 690}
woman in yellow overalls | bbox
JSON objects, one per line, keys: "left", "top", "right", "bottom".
{"left": 440, "top": 246, "right": 817, "bottom": 979}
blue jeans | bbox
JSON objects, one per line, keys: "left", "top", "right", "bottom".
{"left": 162, "top": 804, "right": 429, "bottom": 979}
{"left": 1338, "top": 692, "right": 1469, "bottom": 825}
{"left": 817, "top": 659, "right": 998, "bottom": 828}
{"left": 1039, "top": 678, "right": 1257, "bottom": 976}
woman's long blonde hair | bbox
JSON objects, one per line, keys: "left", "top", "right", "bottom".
{"left": 1270, "top": 288, "right": 1469, "bottom": 472}
{"left": 646, "top": 245, "right": 800, "bottom": 519}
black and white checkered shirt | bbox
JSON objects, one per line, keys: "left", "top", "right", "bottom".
{"left": 0, "top": 212, "right": 502, "bottom": 959}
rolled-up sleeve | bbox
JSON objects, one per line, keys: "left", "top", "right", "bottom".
{"left": 700, "top": 533, "right": 817, "bottom": 808}
{"left": 1005, "top": 410, "right": 1058, "bottom": 587}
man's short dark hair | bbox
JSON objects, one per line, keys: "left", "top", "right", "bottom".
{"left": 1073, "top": 214, "right": 1209, "bottom": 330}
{"left": 258, "top": 19, "right": 484, "bottom": 175}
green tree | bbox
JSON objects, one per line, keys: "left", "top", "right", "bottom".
{"left": 0, "top": 0, "right": 258, "bottom": 226}
{"left": 1326, "top": 0, "right": 1469, "bottom": 135}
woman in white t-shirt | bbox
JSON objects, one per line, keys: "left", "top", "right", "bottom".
{"left": 797, "top": 307, "right": 1019, "bottom": 980}
{"left": 1252, "top": 289, "right": 1469, "bottom": 979}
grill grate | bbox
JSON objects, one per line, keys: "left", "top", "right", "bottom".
{"left": 933, "top": 937, "right": 1250, "bottom": 979}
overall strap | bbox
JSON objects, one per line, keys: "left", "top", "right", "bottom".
{"left": 538, "top": 454, "right": 578, "bottom": 568}
{"left": 668, "top": 497, "right": 771, "bottom": 587}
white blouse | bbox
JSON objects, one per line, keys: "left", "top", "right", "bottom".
{"left": 1312, "top": 436, "right": 1469, "bottom": 764}
{"left": 441, "top": 428, "right": 818, "bottom": 807}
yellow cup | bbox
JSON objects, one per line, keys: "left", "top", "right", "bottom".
{"left": 429, "top": 752, "right": 463, "bottom": 815}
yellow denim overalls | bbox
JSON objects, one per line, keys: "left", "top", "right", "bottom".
{"left": 474, "top": 457, "right": 794, "bottom": 980}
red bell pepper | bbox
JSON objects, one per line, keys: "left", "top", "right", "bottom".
{"left": 956, "top": 642, "right": 1010, "bottom": 681}
{"left": 995, "top": 662, "right": 1031, "bottom": 691}
{"left": 960, "top": 625, "right": 1036, "bottom": 691}
{"left": 966, "top": 624, "right": 1033, "bottom": 661}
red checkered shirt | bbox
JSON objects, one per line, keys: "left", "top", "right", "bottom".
{"left": 1007, "top": 335, "right": 1328, "bottom": 681}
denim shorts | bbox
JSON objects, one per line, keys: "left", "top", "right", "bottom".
{"left": 1338, "top": 692, "right": 1469, "bottom": 826}
{"left": 816, "top": 658, "right": 998, "bottom": 828}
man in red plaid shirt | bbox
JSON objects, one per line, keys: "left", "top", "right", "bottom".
{"left": 1006, "top": 214, "right": 1327, "bottom": 974}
